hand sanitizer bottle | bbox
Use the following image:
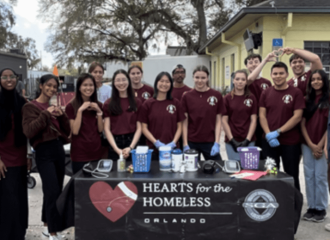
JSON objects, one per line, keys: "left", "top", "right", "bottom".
{"left": 117, "top": 153, "right": 126, "bottom": 172}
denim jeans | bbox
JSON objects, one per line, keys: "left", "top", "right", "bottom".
{"left": 302, "top": 144, "right": 329, "bottom": 210}
{"left": 225, "top": 141, "right": 255, "bottom": 161}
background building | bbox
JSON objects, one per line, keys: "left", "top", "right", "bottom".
{"left": 199, "top": 0, "right": 330, "bottom": 90}
{"left": 0, "top": 50, "right": 27, "bottom": 80}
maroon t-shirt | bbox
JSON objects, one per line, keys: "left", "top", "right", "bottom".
{"left": 287, "top": 70, "right": 311, "bottom": 96}
{"left": 0, "top": 115, "right": 27, "bottom": 167}
{"left": 138, "top": 98, "right": 186, "bottom": 148}
{"left": 65, "top": 102, "right": 103, "bottom": 162}
{"left": 181, "top": 88, "right": 224, "bottom": 143}
{"left": 259, "top": 85, "right": 305, "bottom": 145}
{"left": 31, "top": 100, "right": 60, "bottom": 130}
{"left": 223, "top": 93, "right": 258, "bottom": 142}
{"left": 304, "top": 95, "right": 329, "bottom": 145}
{"left": 172, "top": 85, "right": 192, "bottom": 101}
{"left": 103, "top": 98, "right": 141, "bottom": 135}
{"left": 134, "top": 85, "right": 154, "bottom": 103}
{"left": 248, "top": 77, "right": 272, "bottom": 102}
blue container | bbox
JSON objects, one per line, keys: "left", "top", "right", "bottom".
{"left": 131, "top": 149, "right": 154, "bottom": 172}
{"left": 159, "top": 146, "right": 172, "bottom": 171}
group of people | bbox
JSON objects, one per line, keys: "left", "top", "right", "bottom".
{"left": 0, "top": 46, "right": 330, "bottom": 239}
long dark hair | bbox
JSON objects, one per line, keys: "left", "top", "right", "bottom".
{"left": 0, "top": 68, "right": 26, "bottom": 147}
{"left": 230, "top": 70, "right": 251, "bottom": 99}
{"left": 71, "top": 73, "right": 98, "bottom": 114}
{"left": 153, "top": 72, "right": 173, "bottom": 100}
{"left": 306, "top": 69, "right": 330, "bottom": 109}
{"left": 36, "top": 74, "right": 59, "bottom": 98}
{"left": 108, "top": 69, "right": 137, "bottom": 115}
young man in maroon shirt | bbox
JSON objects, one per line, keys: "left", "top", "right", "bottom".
{"left": 259, "top": 62, "right": 305, "bottom": 191}
{"left": 171, "top": 64, "right": 191, "bottom": 101}
{"left": 282, "top": 47, "right": 323, "bottom": 96}
{"left": 245, "top": 53, "right": 273, "bottom": 156}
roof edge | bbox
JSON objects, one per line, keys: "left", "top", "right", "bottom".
{"left": 199, "top": 7, "right": 330, "bottom": 53}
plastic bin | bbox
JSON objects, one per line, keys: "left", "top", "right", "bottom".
{"left": 131, "top": 149, "right": 153, "bottom": 172}
{"left": 237, "top": 147, "right": 261, "bottom": 170}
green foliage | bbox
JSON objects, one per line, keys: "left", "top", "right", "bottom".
{"left": 0, "top": 1, "right": 40, "bottom": 70}
{"left": 38, "top": 0, "right": 264, "bottom": 67}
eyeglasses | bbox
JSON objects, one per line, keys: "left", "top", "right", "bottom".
{"left": 0, "top": 75, "right": 17, "bottom": 80}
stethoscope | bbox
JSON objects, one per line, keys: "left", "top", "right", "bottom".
{"left": 106, "top": 196, "right": 132, "bottom": 213}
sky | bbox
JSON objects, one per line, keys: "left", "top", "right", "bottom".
{"left": 9, "top": 0, "right": 168, "bottom": 70}
{"left": 10, "top": 0, "right": 54, "bottom": 69}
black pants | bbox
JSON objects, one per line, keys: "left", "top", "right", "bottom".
{"left": 35, "top": 139, "right": 65, "bottom": 233}
{"left": 262, "top": 139, "right": 301, "bottom": 191}
{"left": 0, "top": 165, "right": 28, "bottom": 240}
{"left": 255, "top": 120, "right": 265, "bottom": 159}
{"left": 108, "top": 133, "right": 134, "bottom": 162}
{"left": 188, "top": 141, "right": 222, "bottom": 161}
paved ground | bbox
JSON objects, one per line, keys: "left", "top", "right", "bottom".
{"left": 25, "top": 131, "right": 330, "bottom": 240}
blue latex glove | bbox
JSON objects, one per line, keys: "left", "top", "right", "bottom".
{"left": 266, "top": 131, "right": 280, "bottom": 142}
{"left": 183, "top": 145, "right": 190, "bottom": 152}
{"left": 154, "top": 140, "right": 165, "bottom": 149}
{"left": 210, "top": 142, "right": 220, "bottom": 156}
{"left": 268, "top": 138, "right": 280, "bottom": 148}
{"left": 166, "top": 141, "right": 176, "bottom": 149}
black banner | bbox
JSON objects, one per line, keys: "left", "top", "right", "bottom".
{"left": 74, "top": 165, "right": 294, "bottom": 240}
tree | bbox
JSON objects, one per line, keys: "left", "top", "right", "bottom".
{"left": 38, "top": 0, "right": 266, "bottom": 67}
{"left": 0, "top": 1, "right": 15, "bottom": 49}
{"left": 0, "top": 0, "right": 41, "bottom": 69}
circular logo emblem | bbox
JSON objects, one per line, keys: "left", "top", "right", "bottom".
{"left": 142, "top": 92, "right": 151, "bottom": 100}
{"left": 244, "top": 99, "right": 253, "bottom": 107}
{"left": 242, "top": 189, "right": 279, "bottom": 222}
{"left": 207, "top": 96, "right": 218, "bottom": 106}
{"left": 166, "top": 104, "right": 176, "bottom": 114}
{"left": 260, "top": 83, "right": 269, "bottom": 90}
{"left": 282, "top": 94, "right": 293, "bottom": 104}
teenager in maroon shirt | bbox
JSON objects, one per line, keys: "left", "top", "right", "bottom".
{"left": 301, "top": 70, "right": 329, "bottom": 222}
{"left": 129, "top": 65, "right": 154, "bottom": 103}
{"left": 0, "top": 68, "right": 30, "bottom": 240}
{"left": 22, "top": 74, "right": 71, "bottom": 239}
{"left": 139, "top": 72, "right": 185, "bottom": 160}
{"left": 171, "top": 64, "right": 191, "bottom": 101}
{"left": 280, "top": 47, "right": 323, "bottom": 96}
{"left": 222, "top": 70, "right": 257, "bottom": 161}
{"left": 65, "top": 73, "right": 104, "bottom": 174}
{"left": 182, "top": 65, "right": 224, "bottom": 160}
{"left": 245, "top": 53, "right": 273, "bottom": 157}
{"left": 259, "top": 62, "right": 305, "bottom": 191}
{"left": 103, "top": 70, "right": 141, "bottom": 161}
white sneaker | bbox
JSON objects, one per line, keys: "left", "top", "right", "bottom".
{"left": 325, "top": 223, "right": 330, "bottom": 231}
{"left": 49, "top": 235, "right": 60, "bottom": 240}
{"left": 42, "top": 227, "right": 49, "bottom": 237}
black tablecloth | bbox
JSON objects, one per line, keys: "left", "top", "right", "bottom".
{"left": 57, "top": 160, "right": 302, "bottom": 240}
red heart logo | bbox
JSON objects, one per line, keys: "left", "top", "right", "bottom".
{"left": 89, "top": 181, "right": 138, "bottom": 222}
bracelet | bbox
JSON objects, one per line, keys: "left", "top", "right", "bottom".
{"left": 97, "top": 112, "right": 103, "bottom": 116}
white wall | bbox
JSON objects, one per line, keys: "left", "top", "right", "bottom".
{"left": 142, "top": 55, "right": 210, "bottom": 88}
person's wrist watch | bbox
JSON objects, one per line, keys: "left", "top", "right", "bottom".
{"left": 276, "top": 128, "right": 281, "bottom": 135}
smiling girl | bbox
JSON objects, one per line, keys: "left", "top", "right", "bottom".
{"left": 139, "top": 72, "right": 185, "bottom": 160}
{"left": 0, "top": 68, "right": 29, "bottom": 240}
{"left": 22, "top": 74, "right": 71, "bottom": 240}
{"left": 103, "top": 70, "right": 141, "bottom": 161}
{"left": 65, "top": 73, "right": 104, "bottom": 174}
{"left": 301, "top": 69, "right": 329, "bottom": 223}
{"left": 181, "top": 65, "right": 224, "bottom": 160}
{"left": 222, "top": 70, "right": 257, "bottom": 160}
